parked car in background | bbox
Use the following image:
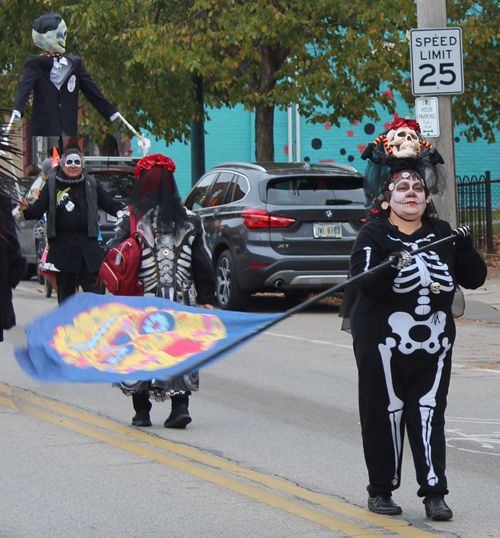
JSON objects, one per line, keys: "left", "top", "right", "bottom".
{"left": 184, "top": 161, "right": 368, "bottom": 311}
{"left": 83, "top": 157, "right": 138, "bottom": 250}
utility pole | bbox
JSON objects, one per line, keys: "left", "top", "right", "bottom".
{"left": 416, "top": 0, "right": 458, "bottom": 227}
{"left": 190, "top": 74, "right": 205, "bottom": 187}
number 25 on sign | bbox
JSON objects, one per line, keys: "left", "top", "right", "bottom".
{"left": 410, "top": 28, "right": 464, "bottom": 96}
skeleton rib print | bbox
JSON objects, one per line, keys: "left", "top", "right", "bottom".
{"left": 388, "top": 234, "right": 454, "bottom": 294}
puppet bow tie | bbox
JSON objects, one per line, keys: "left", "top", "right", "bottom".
{"left": 40, "top": 52, "right": 64, "bottom": 60}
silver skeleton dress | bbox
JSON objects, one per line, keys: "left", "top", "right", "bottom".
{"left": 117, "top": 207, "right": 202, "bottom": 400}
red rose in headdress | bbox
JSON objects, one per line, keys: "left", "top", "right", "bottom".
{"left": 389, "top": 117, "right": 421, "bottom": 133}
{"left": 134, "top": 154, "right": 176, "bottom": 178}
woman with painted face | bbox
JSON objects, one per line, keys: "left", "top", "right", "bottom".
{"left": 18, "top": 149, "right": 125, "bottom": 304}
{"left": 348, "top": 120, "right": 487, "bottom": 520}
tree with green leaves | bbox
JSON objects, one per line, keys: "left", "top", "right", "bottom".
{"left": 1, "top": 1, "right": 499, "bottom": 161}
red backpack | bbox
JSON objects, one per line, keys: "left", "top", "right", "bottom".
{"left": 99, "top": 207, "right": 144, "bottom": 296}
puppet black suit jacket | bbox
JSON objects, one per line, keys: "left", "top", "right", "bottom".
{"left": 13, "top": 54, "right": 117, "bottom": 137}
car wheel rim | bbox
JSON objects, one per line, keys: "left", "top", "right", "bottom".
{"left": 217, "top": 257, "right": 231, "bottom": 306}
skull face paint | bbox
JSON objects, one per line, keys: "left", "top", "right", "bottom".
{"left": 389, "top": 171, "right": 427, "bottom": 219}
{"left": 32, "top": 13, "right": 67, "bottom": 54}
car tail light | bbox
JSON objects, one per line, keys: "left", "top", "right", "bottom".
{"left": 270, "top": 215, "right": 296, "bottom": 228}
{"left": 242, "top": 209, "right": 296, "bottom": 229}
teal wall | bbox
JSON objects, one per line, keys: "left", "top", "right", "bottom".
{"left": 132, "top": 96, "right": 499, "bottom": 200}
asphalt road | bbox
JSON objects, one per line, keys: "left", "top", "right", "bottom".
{"left": 1, "top": 280, "right": 499, "bottom": 538}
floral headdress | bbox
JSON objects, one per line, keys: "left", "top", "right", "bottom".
{"left": 129, "top": 154, "right": 185, "bottom": 231}
{"left": 134, "top": 154, "right": 176, "bottom": 179}
{"left": 361, "top": 115, "right": 443, "bottom": 221}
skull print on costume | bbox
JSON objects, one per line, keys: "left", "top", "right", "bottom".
{"left": 374, "top": 233, "right": 454, "bottom": 488}
{"left": 137, "top": 208, "right": 198, "bottom": 307}
{"left": 107, "top": 204, "right": 215, "bottom": 400}
{"left": 349, "top": 217, "right": 487, "bottom": 499}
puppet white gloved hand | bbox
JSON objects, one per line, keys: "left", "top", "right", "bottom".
{"left": 2, "top": 111, "right": 21, "bottom": 136}
{"left": 114, "top": 113, "right": 151, "bottom": 156}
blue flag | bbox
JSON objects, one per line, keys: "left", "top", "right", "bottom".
{"left": 15, "top": 293, "right": 280, "bottom": 383}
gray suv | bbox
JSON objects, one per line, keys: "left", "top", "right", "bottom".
{"left": 184, "top": 161, "right": 368, "bottom": 311}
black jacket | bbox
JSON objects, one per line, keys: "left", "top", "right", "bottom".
{"left": 13, "top": 54, "right": 117, "bottom": 137}
{"left": 23, "top": 168, "right": 124, "bottom": 273}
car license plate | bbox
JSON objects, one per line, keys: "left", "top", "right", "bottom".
{"left": 313, "top": 222, "right": 342, "bottom": 238}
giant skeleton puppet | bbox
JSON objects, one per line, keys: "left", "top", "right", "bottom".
{"left": 5, "top": 13, "right": 150, "bottom": 155}
{"left": 348, "top": 116, "right": 487, "bottom": 516}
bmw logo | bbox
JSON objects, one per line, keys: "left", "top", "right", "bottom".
{"left": 325, "top": 210, "right": 333, "bottom": 218}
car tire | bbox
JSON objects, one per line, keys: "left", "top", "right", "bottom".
{"left": 22, "top": 264, "right": 37, "bottom": 280}
{"left": 216, "top": 251, "right": 250, "bottom": 311}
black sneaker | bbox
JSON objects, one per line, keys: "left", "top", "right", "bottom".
{"left": 368, "top": 495, "right": 402, "bottom": 515}
{"left": 164, "top": 405, "right": 192, "bottom": 429}
{"left": 424, "top": 498, "right": 453, "bottom": 521}
{"left": 132, "top": 410, "right": 152, "bottom": 427}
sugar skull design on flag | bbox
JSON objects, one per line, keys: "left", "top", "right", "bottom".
{"left": 50, "top": 303, "right": 227, "bottom": 374}
{"left": 15, "top": 293, "right": 280, "bottom": 383}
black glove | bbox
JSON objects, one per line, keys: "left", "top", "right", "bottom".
{"left": 389, "top": 250, "right": 413, "bottom": 269}
{"left": 452, "top": 226, "right": 473, "bottom": 252}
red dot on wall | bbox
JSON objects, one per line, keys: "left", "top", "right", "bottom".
{"left": 325, "top": 123, "right": 331, "bottom": 130}
{"left": 353, "top": 120, "right": 359, "bottom": 126}
{"left": 384, "top": 123, "right": 392, "bottom": 130}
{"left": 383, "top": 90, "right": 394, "bottom": 99}
{"left": 347, "top": 130, "right": 354, "bottom": 137}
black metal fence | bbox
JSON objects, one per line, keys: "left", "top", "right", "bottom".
{"left": 456, "top": 171, "right": 500, "bottom": 252}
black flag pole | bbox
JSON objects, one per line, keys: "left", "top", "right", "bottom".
{"left": 172, "top": 233, "right": 458, "bottom": 378}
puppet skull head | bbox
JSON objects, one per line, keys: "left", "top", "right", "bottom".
{"left": 32, "top": 13, "right": 67, "bottom": 54}
{"left": 387, "top": 127, "right": 420, "bottom": 158}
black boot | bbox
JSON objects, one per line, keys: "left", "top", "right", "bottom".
{"left": 132, "top": 391, "right": 152, "bottom": 427}
{"left": 164, "top": 394, "right": 191, "bottom": 429}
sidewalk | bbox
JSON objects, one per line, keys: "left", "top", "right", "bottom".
{"left": 462, "top": 267, "right": 500, "bottom": 324}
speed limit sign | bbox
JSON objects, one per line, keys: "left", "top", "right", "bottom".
{"left": 410, "top": 28, "right": 464, "bottom": 96}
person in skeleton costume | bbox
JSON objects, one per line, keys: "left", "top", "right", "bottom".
{"left": 349, "top": 117, "right": 487, "bottom": 520}
{"left": 106, "top": 154, "right": 216, "bottom": 429}
{"left": 6, "top": 13, "right": 150, "bottom": 154}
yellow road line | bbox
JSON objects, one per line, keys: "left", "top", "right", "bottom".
{"left": 0, "top": 383, "right": 446, "bottom": 538}
{"left": 0, "top": 394, "right": 16, "bottom": 409}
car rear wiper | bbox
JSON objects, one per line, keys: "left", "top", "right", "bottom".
{"left": 325, "top": 199, "right": 352, "bottom": 205}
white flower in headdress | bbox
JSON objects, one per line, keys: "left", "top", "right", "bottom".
{"left": 381, "top": 201, "right": 389, "bottom": 210}
{"left": 388, "top": 182, "right": 395, "bottom": 191}
{"left": 427, "top": 195, "right": 432, "bottom": 203}
{"left": 401, "top": 171, "right": 410, "bottom": 178}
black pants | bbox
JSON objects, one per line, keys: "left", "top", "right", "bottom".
{"left": 356, "top": 345, "right": 452, "bottom": 499}
{"left": 55, "top": 259, "right": 103, "bottom": 304}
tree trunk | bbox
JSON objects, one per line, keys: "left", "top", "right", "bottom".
{"left": 255, "top": 102, "right": 275, "bottom": 162}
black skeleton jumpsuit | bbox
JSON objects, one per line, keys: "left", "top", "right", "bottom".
{"left": 349, "top": 217, "right": 486, "bottom": 499}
